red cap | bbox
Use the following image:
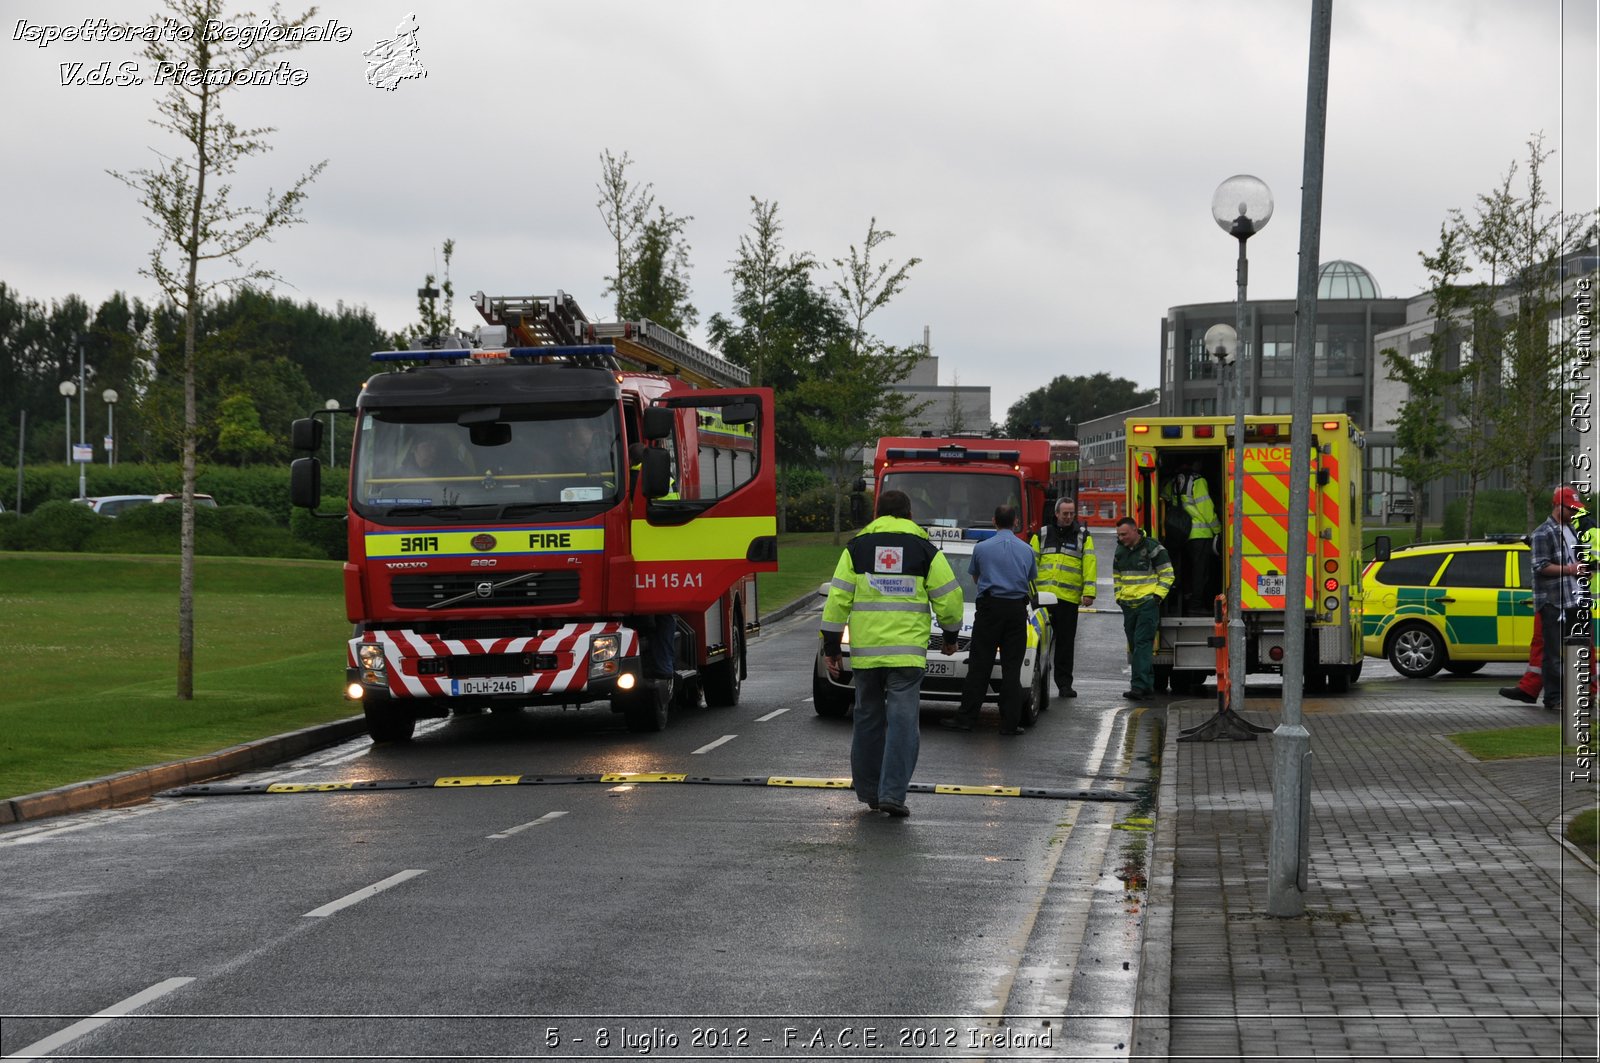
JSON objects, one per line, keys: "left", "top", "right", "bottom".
{"left": 1554, "top": 486, "right": 1582, "bottom": 509}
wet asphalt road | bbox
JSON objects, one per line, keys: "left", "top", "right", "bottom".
{"left": 0, "top": 601, "right": 1158, "bottom": 1061}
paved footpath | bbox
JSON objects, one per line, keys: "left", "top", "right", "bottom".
{"left": 1138, "top": 677, "right": 1600, "bottom": 1061}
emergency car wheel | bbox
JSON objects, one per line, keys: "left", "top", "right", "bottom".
{"left": 812, "top": 672, "right": 852, "bottom": 718}
{"left": 703, "top": 618, "right": 743, "bottom": 708}
{"left": 1020, "top": 667, "right": 1043, "bottom": 727}
{"left": 1444, "top": 661, "right": 1485, "bottom": 676}
{"left": 363, "top": 700, "right": 416, "bottom": 743}
{"left": 1388, "top": 622, "right": 1445, "bottom": 679}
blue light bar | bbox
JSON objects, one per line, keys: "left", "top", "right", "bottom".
{"left": 964, "top": 528, "right": 998, "bottom": 541}
{"left": 369, "top": 344, "right": 618, "bottom": 363}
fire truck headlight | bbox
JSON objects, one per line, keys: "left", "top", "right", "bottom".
{"left": 589, "top": 634, "right": 621, "bottom": 679}
{"left": 345, "top": 682, "right": 365, "bottom": 700}
{"left": 357, "top": 643, "right": 386, "bottom": 670}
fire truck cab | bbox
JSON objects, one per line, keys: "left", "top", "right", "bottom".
{"left": 872, "top": 436, "right": 1079, "bottom": 541}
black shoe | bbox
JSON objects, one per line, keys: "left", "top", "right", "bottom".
{"left": 998, "top": 727, "right": 1023, "bottom": 736}
{"left": 1122, "top": 689, "right": 1153, "bottom": 700}
{"left": 1498, "top": 686, "right": 1537, "bottom": 705}
{"left": 878, "top": 799, "right": 910, "bottom": 818}
{"left": 1544, "top": 702, "right": 1561, "bottom": 712}
{"left": 859, "top": 796, "right": 880, "bottom": 811}
{"left": 939, "top": 718, "right": 974, "bottom": 732}
{"left": 1059, "top": 688, "right": 1078, "bottom": 698}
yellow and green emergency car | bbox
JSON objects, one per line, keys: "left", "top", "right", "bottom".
{"left": 1360, "top": 536, "right": 1532, "bottom": 678}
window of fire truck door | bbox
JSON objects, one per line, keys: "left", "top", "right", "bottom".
{"left": 686, "top": 403, "right": 757, "bottom": 501}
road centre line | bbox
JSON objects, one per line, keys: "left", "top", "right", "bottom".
{"left": 302, "top": 869, "right": 426, "bottom": 918}
{"left": 487, "top": 810, "right": 568, "bottom": 839}
{"left": 754, "top": 707, "right": 790, "bottom": 721}
{"left": 2, "top": 976, "right": 194, "bottom": 1060}
{"left": 690, "top": 735, "right": 738, "bottom": 754}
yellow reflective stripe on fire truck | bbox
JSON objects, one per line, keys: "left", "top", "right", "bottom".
{"left": 630, "top": 515, "right": 778, "bottom": 562}
{"left": 364, "top": 527, "right": 604, "bottom": 558}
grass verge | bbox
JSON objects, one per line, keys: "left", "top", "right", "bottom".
{"left": 1, "top": 552, "right": 352, "bottom": 799}
{"left": 759, "top": 531, "right": 848, "bottom": 614}
{"left": 1448, "top": 724, "right": 1565, "bottom": 761}
{"left": 1567, "top": 809, "right": 1599, "bottom": 861}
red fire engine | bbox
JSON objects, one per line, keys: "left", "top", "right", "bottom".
{"left": 290, "top": 292, "right": 776, "bottom": 740}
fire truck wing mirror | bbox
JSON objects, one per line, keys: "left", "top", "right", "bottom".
{"left": 721, "top": 401, "right": 758, "bottom": 426}
{"left": 290, "top": 417, "right": 323, "bottom": 453}
{"left": 643, "top": 407, "right": 674, "bottom": 440}
{"left": 640, "top": 447, "right": 672, "bottom": 498}
{"left": 290, "top": 456, "right": 322, "bottom": 509}
{"left": 468, "top": 421, "right": 512, "bottom": 447}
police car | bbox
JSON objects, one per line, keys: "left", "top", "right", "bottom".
{"left": 812, "top": 536, "right": 1056, "bottom": 722}
{"left": 1360, "top": 536, "right": 1533, "bottom": 678}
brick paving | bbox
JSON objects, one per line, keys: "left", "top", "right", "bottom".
{"left": 1148, "top": 683, "right": 1600, "bottom": 1061}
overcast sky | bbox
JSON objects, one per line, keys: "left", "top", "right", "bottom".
{"left": 2, "top": 0, "right": 1595, "bottom": 421}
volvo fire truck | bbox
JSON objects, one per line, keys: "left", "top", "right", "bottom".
{"left": 290, "top": 292, "right": 777, "bottom": 741}
{"left": 872, "top": 436, "right": 1079, "bottom": 542}
{"left": 1124, "top": 414, "right": 1365, "bottom": 694}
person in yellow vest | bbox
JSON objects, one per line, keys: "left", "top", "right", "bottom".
{"left": 1163, "top": 461, "right": 1220, "bottom": 615}
{"left": 821, "top": 489, "right": 964, "bottom": 818}
{"left": 1113, "top": 516, "right": 1175, "bottom": 699}
{"left": 1030, "top": 496, "right": 1097, "bottom": 698}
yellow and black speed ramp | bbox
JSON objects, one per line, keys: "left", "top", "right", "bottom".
{"left": 159, "top": 772, "right": 1139, "bottom": 803}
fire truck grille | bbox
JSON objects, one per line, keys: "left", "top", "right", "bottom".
{"left": 390, "top": 571, "right": 581, "bottom": 610}
{"left": 447, "top": 653, "right": 560, "bottom": 678}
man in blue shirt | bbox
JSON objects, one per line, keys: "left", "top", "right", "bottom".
{"left": 941, "top": 504, "right": 1038, "bottom": 735}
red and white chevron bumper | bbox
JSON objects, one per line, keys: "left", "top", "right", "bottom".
{"left": 348, "top": 622, "right": 640, "bottom": 700}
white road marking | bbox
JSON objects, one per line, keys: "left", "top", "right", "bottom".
{"left": 0, "top": 800, "right": 188, "bottom": 848}
{"left": 754, "top": 707, "right": 790, "bottom": 721}
{"left": 302, "top": 869, "right": 426, "bottom": 918}
{"left": 690, "top": 734, "right": 738, "bottom": 754}
{"left": 2, "top": 976, "right": 193, "bottom": 1060}
{"left": 487, "top": 810, "right": 568, "bottom": 840}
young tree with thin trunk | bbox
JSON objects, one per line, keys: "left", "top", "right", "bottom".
{"left": 110, "top": 0, "right": 325, "bottom": 699}
{"left": 596, "top": 150, "right": 654, "bottom": 318}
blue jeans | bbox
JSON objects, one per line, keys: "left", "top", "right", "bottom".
{"left": 851, "top": 666, "right": 923, "bottom": 805}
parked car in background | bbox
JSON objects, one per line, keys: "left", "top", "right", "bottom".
{"left": 1361, "top": 536, "right": 1533, "bottom": 678}
{"left": 812, "top": 536, "right": 1056, "bottom": 723}
{"left": 71, "top": 495, "right": 157, "bottom": 517}
{"left": 152, "top": 492, "right": 217, "bottom": 507}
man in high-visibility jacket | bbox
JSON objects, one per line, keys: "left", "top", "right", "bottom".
{"left": 1031, "top": 496, "right": 1097, "bottom": 698}
{"left": 1113, "top": 516, "right": 1175, "bottom": 700}
{"left": 1163, "top": 462, "right": 1220, "bottom": 615}
{"left": 821, "top": 489, "right": 964, "bottom": 818}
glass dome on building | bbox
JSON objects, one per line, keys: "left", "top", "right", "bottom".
{"left": 1317, "top": 260, "right": 1381, "bottom": 299}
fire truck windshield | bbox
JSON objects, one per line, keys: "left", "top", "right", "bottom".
{"left": 352, "top": 406, "right": 622, "bottom": 516}
{"left": 879, "top": 471, "right": 1020, "bottom": 530}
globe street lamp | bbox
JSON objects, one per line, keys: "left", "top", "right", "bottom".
{"left": 58, "top": 380, "right": 76, "bottom": 464}
{"left": 324, "top": 399, "right": 340, "bottom": 467}
{"left": 103, "top": 389, "right": 119, "bottom": 468}
{"left": 1200, "top": 175, "right": 1273, "bottom": 741}
{"left": 1203, "top": 323, "right": 1238, "bottom": 416}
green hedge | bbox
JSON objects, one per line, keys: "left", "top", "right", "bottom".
{"left": 0, "top": 499, "right": 329, "bottom": 559}
{"left": 1441, "top": 490, "right": 1541, "bottom": 539}
{"left": 10, "top": 462, "right": 347, "bottom": 525}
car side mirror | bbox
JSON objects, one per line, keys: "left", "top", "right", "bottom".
{"left": 1373, "top": 534, "right": 1391, "bottom": 563}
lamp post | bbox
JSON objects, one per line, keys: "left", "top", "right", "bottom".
{"left": 1212, "top": 174, "right": 1272, "bottom": 733}
{"left": 324, "top": 399, "right": 340, "bottom": 467}
{"left": 58, "top": 380, "right": 76, "bottom": 464}
{"left": 1204, "top": 323, "right": 1238, "bottom": 416}
{"left": 103, "top": 389, "right": 119, "bottom": 468}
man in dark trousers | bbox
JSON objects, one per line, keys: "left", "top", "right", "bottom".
{"left": 941, "top": 504, "right": 1038, "bottom": 736}
{"left": 1032, "top": 496, "right": 1096, "bottom": 697}
{"left": 1531, "top": 485, "right": 1586, "bottom": 712}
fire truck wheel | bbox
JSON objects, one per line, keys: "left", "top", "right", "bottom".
{"left": 812, "top": 672, "right": 852, "bottom": 718}
{"left": 363, "top": 699, "right": 416, "bottom": 743}
{"left": 1387, "top": 622, "right": 1445, "bottom": 679}
{"left": 619, "top": 680, "right": 671, "bottom": 732}
{"left": 703, "top": 620, "right": 743, "bottom": 708}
